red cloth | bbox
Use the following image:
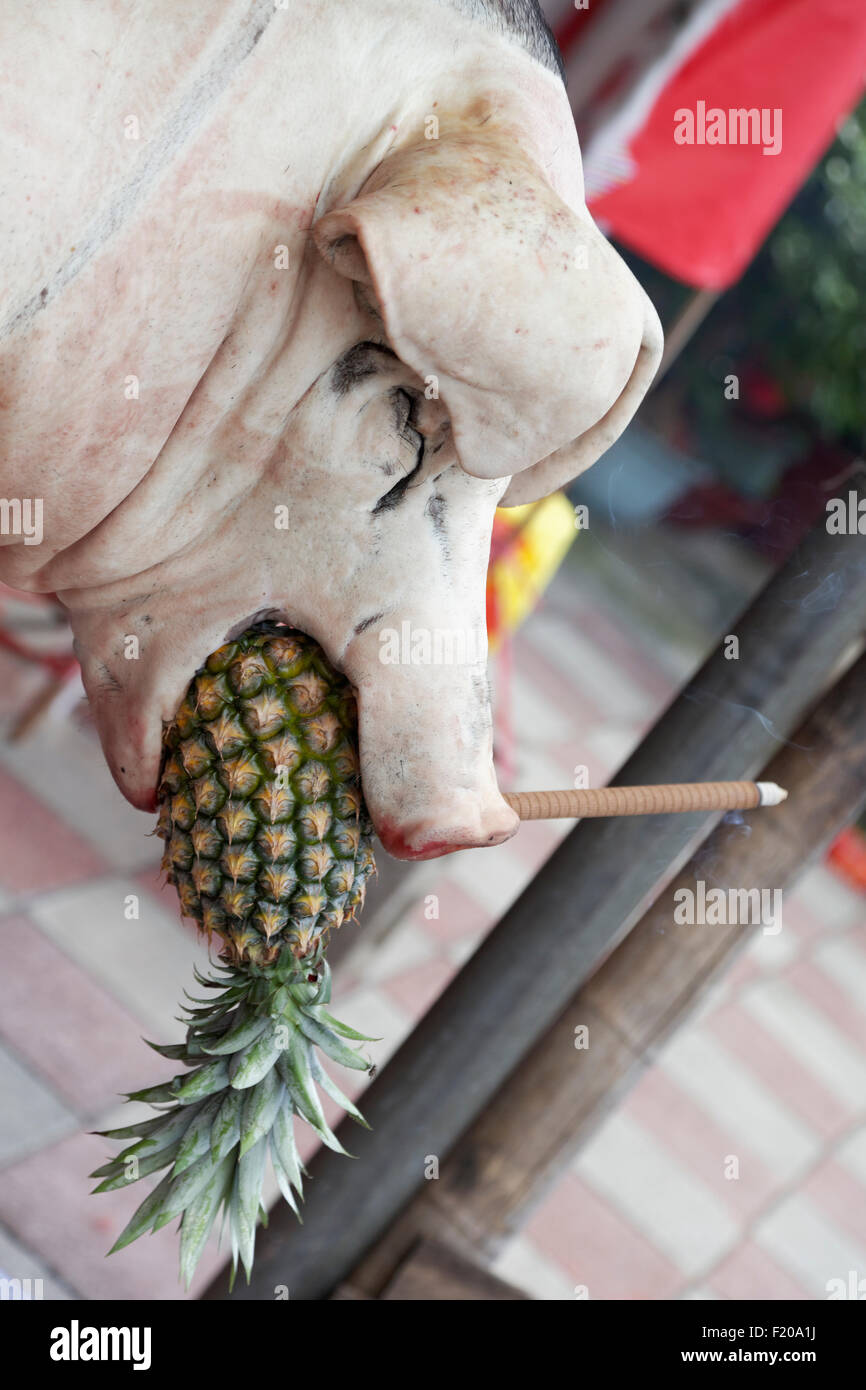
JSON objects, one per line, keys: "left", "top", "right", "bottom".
{"left": 588, "top": 0, "right": 866, "bottom": 288}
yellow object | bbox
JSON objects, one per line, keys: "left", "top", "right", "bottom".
{"left": 487, "top": 492, "right": 577, "bottom": 652}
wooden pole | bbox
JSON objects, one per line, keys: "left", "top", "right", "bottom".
{"left": 345, "top": 650, "right": 866, "bottom": 1294}
{"left": 202, "top": 496, "right": 866, "bottom": 1301}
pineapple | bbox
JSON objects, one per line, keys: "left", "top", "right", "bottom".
{"left": 92, "top": 623, "right": 377, "bottom": 1286}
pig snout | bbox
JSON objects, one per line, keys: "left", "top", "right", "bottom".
{"left": 375, "top": 788, "right": 518, "bottom": 862}
{"left": 342, "top": 628, "right": 519, "bottom": 861}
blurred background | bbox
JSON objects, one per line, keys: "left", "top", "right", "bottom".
{"left": 1, "top": 0, "right": 864, "bottom": 1300}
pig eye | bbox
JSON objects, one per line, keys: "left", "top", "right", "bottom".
{"left": 392, "top": 387, "right": 423, "bottom": 448}
{"left": 371, "top": 390, "right": 425, "bottom": 515}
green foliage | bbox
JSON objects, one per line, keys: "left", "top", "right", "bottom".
{"left": 764, "top": 103, "right": 866, "bottom": 445}
{"left": 94, "top": 956, "right": 374, "bottom": 1286}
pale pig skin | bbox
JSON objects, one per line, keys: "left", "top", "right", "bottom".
{"left": 0, "top": 0, "right": 662, "bottom": 859}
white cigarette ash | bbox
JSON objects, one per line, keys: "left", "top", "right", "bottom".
{"left": 756, "top": 782, "right": 788, "bottom": 806}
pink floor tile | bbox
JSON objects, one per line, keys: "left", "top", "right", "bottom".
{"left": 563, "top": 602, "right": 674, "bottom": 704}
{"left": 405, "top": 877, "right": 492, "bottom": 946}
{"left": 801, "top": 1158, "right": 866, "bottom": 1250}
{"left": 782, "top": 898, "right": 829, "bottom": 952}
{"left": 543, "top": 739, "right": 615, "bottom": 791}
{"left": 0, "top": 913, "right": 176, "bottom": 1118}
{"left": 723, "top": 950, "right": 763, "bottom": 994}
{"left": 783, "top": 958, "right": 866, "bottom": 1052}
{"left": 705, "top": 1002, "right": 852, "bottom": 1140}
{"left": 381, "top": 953, "right": 457, "bottom": 1018}
{"left": 525, "top": 1172, "right": 683, "bottom": 1300}
{"left": 625, "top": 1066, "right": 779, "bottom": 1219}
{"left": 332, "top": 969, "right": 361, "bottom": 997}
{"left": 0, "top": 766, "right": 106, "bottom": 895}
{"left": 0, "top": 1130, "right": 224, "bottom": 1299}
{"left": 707, "top": 1239, "right": 813, "bottom": 1301}
{"left": 512, "top": 629, "right": 605, "bottom": 731}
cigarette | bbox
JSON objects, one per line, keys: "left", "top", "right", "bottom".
{"left": 503, "top": 781, "right": 788, "bottom": 821}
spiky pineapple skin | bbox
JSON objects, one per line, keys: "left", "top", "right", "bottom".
{"left": 157, "top": 624, "right": 376, "bottom": 967}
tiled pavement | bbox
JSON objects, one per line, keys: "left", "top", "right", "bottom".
{"left": 0, "top": 529, "right": 863, "bottom": 1301}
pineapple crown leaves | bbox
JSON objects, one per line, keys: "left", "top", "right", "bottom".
{"left": 93, "top": 954, "right": 376, "bottom": 1287}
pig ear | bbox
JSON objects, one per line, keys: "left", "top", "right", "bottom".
{"left": 313, "top": 129, "right": 663, "bottom": 502}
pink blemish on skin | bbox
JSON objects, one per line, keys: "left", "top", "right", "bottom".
{"left": 205, "top": 191, "right": 310, "bottom": 227}
{"left": 592, "top": 339, "right": 610, "bottom": 351}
